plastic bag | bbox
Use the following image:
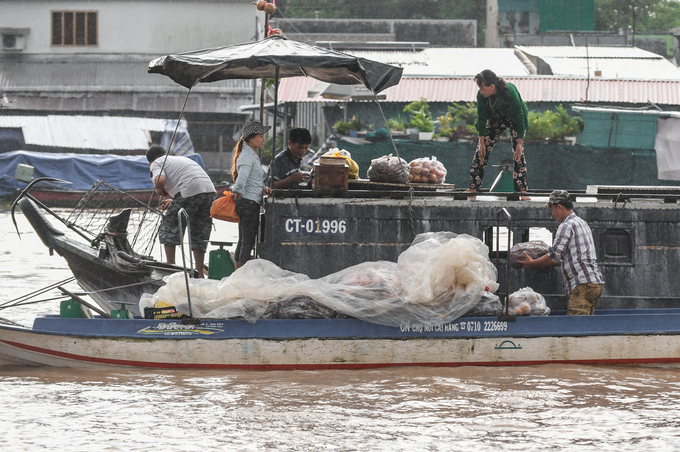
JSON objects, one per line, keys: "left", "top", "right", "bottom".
{"left": 463, "top": 292, "right": 503, "bottom": 317}
{"left": 366, "top": 154, "right": 409, "bottom": 184}
{"left": 323, "top": 148, "right": 359, "bottom": 179}
{"left": 507, "top": 287, "right": 550, "bottom": 316}
{"left": 408, "top": 157, "right": 447, "bottom": 184}
{"left": 509, "top": 241, "right": 550, "bottom": 269}
{"left": 210, "top": 191, "right": 239, "bottom": 223}
{"left": 146, "top": 231, "right": 500, "bottom": 327}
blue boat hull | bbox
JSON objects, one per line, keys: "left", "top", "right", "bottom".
{"left": 2, "top": 310, "right": 680, "bottom": 369}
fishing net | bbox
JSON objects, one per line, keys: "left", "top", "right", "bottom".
{"left": 66, "top": 180, "right": 163, "bottom": 257}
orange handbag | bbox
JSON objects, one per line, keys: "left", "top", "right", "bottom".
{"left": 210, "top": 191, "right": 240, "bottom": 223}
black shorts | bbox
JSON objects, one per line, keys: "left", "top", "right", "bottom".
{"left": 159, "top": 192, "right": 215, "bottom": 252}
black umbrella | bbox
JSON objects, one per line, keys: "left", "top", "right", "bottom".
{"left": 148, "top": 34, "right": 403, "bottom": 94}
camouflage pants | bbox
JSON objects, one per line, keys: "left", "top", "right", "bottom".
{"left": 159, "top": 192, "right": 215, "bottom": 252}
{"left": 468, "top": 111, "right": 528, "bottom": 192}
{"left": 567, "top": 283, "right": 604, "bottom": 315}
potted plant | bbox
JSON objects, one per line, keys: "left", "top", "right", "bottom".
{"left": 387, "top": 115, "right": 408, "bottom": 133}
{"left": 438, "top": 102, "right": 477, "bottom": 142}
{"left": 333, "top": 120, "right": 352, "bottom": 136}
{"left": 411, "top": 110, "right": 434, "bottom": 140}
{"left": 403, "top": 98, "right": 434, "bottom": 140}
{"left": 348, "top": 116, "right": 363, "bottom": 137}
{"left": 524, "top": 105, "right": 584, "bottom": 143}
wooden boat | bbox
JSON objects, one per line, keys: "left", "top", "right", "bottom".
{"left": 11, "top": 179, "right": 196, "bottom": 316}
{"left": 2, "top": 308, "right": 680, "bottom": 369}
{"left": 6, "top": 182, "right": 680, "bottom": 369}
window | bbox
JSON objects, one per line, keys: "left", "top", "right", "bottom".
{"left": 51, "top": 11, "right": 98, "bottom": 46}
{"left": 601, "top": 229, "right": 633, "bottom": 265}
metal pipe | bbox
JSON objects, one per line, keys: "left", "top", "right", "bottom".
{"left": 496, "top": 207, "right": 512, "bottom": 318}
{"left": 176, "top": 208, "right": 194, "bottom": 317}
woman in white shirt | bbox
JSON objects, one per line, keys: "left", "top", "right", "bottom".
{"left": 230, "top": 121, "right": 272, "bottom": 268}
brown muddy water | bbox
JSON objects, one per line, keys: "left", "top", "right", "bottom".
{"left": 2, "top": 211, "right": 680, "bottom": 451}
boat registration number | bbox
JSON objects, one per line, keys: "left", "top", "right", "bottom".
{"left": 284, "top": 217, "right": 347, "bottom": 234}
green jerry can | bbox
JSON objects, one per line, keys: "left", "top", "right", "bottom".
{"left": 60, "top": 298, "right": 94, "bottom": 319}
{"left": 208, "top": 241, "right": 235, "bottom": 280}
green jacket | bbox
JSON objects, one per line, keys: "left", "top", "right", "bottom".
{"left": 475, "top": 82, "right": 529, "bottom": 138}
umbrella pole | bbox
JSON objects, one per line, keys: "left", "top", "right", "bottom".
{"left": 259, "top": 5, "right": 270, "bottom": 124}
{"left": 259, "top": 81, "right": 265, "bottom": 124}
{"left": 271, "top": 66, "right": 280, "bottom": 170}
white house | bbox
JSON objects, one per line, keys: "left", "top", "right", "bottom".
{"left": 0, "top": 0, "right": 262, "bottom": 167}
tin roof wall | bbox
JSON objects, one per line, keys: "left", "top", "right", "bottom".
{"left": 0, "top": 54, "right": 254, "bottom": 113}
{"left": 0, "top": 54, "right": 252, "bottom": 92}
{"left": 279, "top": 76, "right": 680, "bottom": 105}
{"left": 515, "top": 45, "right": 680, "bottom": 80}
{"left": 0, "top": 115, "right": 174, "bottom": 150}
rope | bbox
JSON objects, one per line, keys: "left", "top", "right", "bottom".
{"left": 0, "top": 277, "right": 75, "bottom": 309}
{"left": 0, "top": 296, "right": 70, "bottom": 311}
{"left": 372, "top": 91, "right": 417, "bottom": 240}
{"left": 83, "top": 278, "right": 165, "bottom": 294}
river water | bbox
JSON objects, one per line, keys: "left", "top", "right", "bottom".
{"left": 2, "top": 210, "right": 680, "bottom": 451}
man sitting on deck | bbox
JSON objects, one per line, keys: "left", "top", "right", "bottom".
{"left": 519, "top": 190, "right": 604, "bottom": 315}
{"left": 271, "top": 127, "right": 312, "bottom": 189}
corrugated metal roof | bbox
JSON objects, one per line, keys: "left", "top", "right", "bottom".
{"left": 278, "top": 76, "right": 680, "bottom": 105}
{"left": 340, "top": 48, "right": 531, "bottom": 77}
{"left": 515, "top": 45, "right": 680, "bottom": 80}
{"left": 0, "top": 115, "right": 176, "bottom": 150}
{"left": 0, "top": 54, "right": 252, "bottom": 92}
{"left": 516, "top": 45, "right": 666, "bottom": 59}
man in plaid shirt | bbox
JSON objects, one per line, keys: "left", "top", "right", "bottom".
{"left": 520, "top": 190, "right": 604, "bottom": 315}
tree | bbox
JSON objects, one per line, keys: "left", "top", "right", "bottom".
{"left": 595, "top": 0, "right": 680, "bottom": 32}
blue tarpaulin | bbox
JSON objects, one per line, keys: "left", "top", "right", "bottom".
{"left": 0, "top": 150, "right": 207, "bottom": 197}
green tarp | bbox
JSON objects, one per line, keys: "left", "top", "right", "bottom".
{"left": 338, "top": 138, "right": 680, "bottom": 191}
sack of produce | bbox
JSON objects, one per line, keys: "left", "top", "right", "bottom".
{"left": 508, "top": 240, "right": 550, "bottom": 269}
{"left": 507, "top": 287, "right": 550, "bottom": 316}
{"left": 367, "top": 154, "right": 409, "bottom": 184}
{"left": 323, "top": 148, "right": 359, "bottom": 179}
{"left": 408, "top": 156, "right": 447, "bottom": 184}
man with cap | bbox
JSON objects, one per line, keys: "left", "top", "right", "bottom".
{"left": 146, "top": 144, "right": 216, "bottom": 277}
{"left": 519, "top": 190, "right": 604, "bottom": 315}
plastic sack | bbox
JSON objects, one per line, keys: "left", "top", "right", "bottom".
{"left": 210, "top": 191, "right": 239, "bottom": 223}
{"left": 509, "top": 241, "right": 550, "bottom": 269}
{"left": 366, "top": 154, "right": 409, "bottom": 184}
{"left": 146, "top": 231, "right": 500, "bottom": 328}
{"left": 507, "top": 287, "right": 550, "bottom": 316}
{"left": 408, "top": 157, "right": 447, "bottom": 184}
{"left": 323, "top": 148, "right": 359, "bottom": 179}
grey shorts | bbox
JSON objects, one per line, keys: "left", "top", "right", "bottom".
{"left": 159, "top": 192, "right": 215, "bottom": 252}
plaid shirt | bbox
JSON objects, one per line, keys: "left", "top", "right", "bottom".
{"left": 549, "top": 212, "right": 604, "bottom": 293}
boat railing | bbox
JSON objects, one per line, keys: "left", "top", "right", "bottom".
{"left": 177, "top": 207, "right": 194, "bottom": 318}
{"left": 496, "top": 207, "right": 514, "bottom": 321}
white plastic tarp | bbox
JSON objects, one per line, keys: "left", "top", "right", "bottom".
{"left": 143, "top": 232, "right": 500, "bottom": 327}
{"left": 654, "top": 116, "right": 680, "bottom": 180}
